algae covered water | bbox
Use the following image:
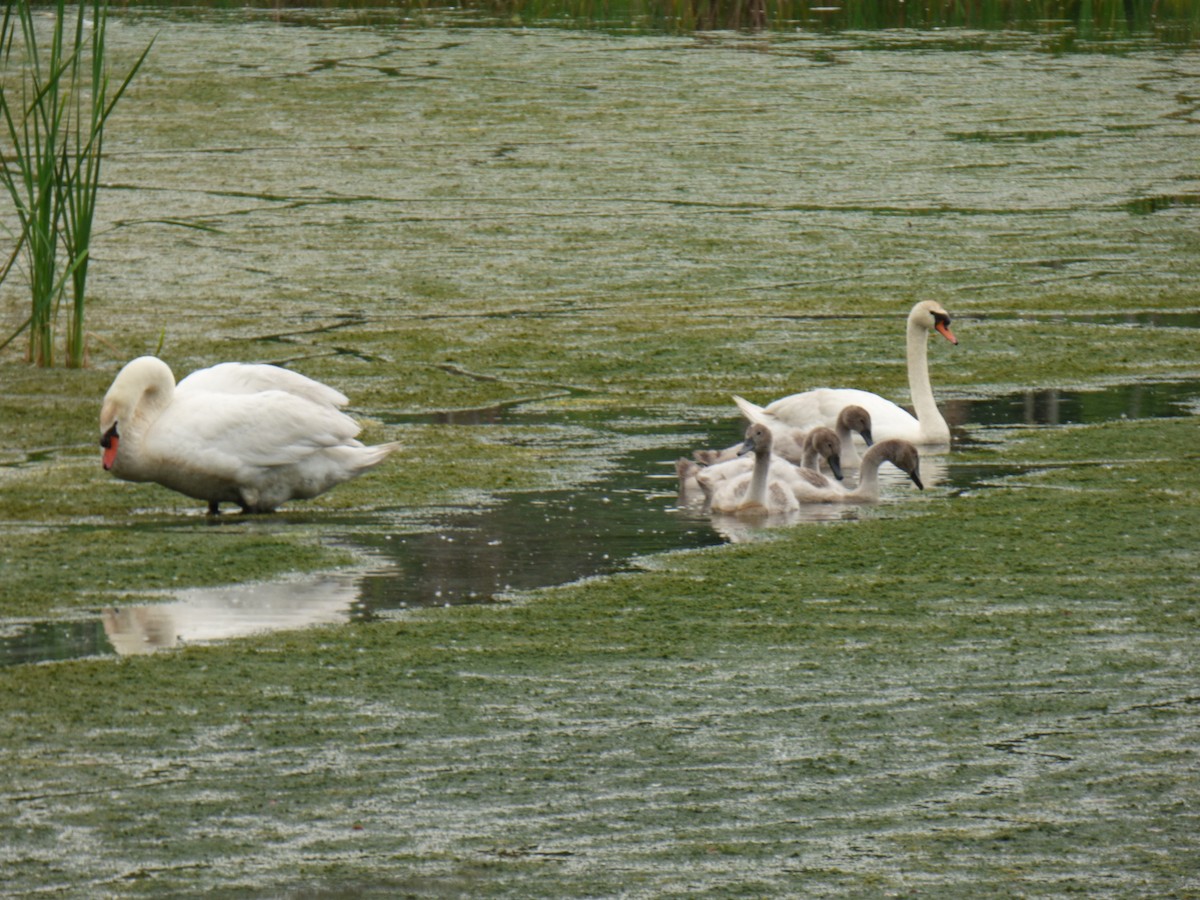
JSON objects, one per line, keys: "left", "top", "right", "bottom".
{"left": 4, "top": 373, "right": 1199, "bottom": 665}
{"left": 0, "top": 7, "right": 1198, "bottom": 897}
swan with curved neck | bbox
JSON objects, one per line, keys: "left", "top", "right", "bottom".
{"left": 791, "top": 438, "right": 924, "bottom": 504}
{"left": 726, "top": 401, "right": 873, "bottom": 467}
{"left": 704, "top": 424, "right": 802, "bottom": 516}
{"left": 735, "top": 300, "right": 957, "bottom": 446}
{"left": 688, "top": 423, "right": 843, "bottom": 506}
{"left": 827, "top": 404, "right": 874, "bottom": 466}
{"left": 99, "top": 356, "right": 399, "bottom": 513}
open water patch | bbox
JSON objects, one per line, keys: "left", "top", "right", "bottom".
{"left": 3, "top": 376, "right": 1199, "bottom": 667}
{"left": 954, "top": 378, "right": 1200, "bottom": 429}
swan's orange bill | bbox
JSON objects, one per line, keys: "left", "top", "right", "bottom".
{"left": 935, "top": 321, "right": 958, "bottom": 345}
{"left": 102, "top": 437, "right": 119, "bottom": 470}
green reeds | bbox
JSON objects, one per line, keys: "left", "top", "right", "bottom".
{"left": 0, "top": 0, "right": 151, "bottom": 367}
{"left": 401, "top": 0, "right": 1198, "bottom": 34}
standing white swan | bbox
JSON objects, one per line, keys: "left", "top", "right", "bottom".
{"left": 99, "top": 356, "right": 399, "bottom": 513}
{"left": 791, "top": 438, "right": 924, "bottom": 504}
{"left": 734, "top": 300, "right": 958, "bottom": 446}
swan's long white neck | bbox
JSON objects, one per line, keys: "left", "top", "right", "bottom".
{"left": 906, "top": 316, "right": 949, "bottom": 443}
{"left": 102, "top": 357, "right": 177, "bottom": 478}
{"left": 125, "top": 373, "right": 175, "bottom": 442}
{"left": 746, "top": 445, "right": 772, "bottom": 508}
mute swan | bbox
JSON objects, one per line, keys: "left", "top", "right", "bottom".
{"left": 796, "top": 426, "right": 844, "bottom": 477}
{"left": 703, "top": 424, "right": 800, "bottom": 516}
{"left": 674, "top": 457, "right": 705, "bottom": 505}
{"left": 825, "top": 404, "right": 873, "bottom": 466}
{"left": 735, "top": 300, "right": 957, "bottom": 446}
{"left": 687, "top": 424, "right": 842, "bottom": 504}
{"left": 722, "top": 401, "right": 874, "bottom": 467}
{"left": 99, "top": 356, "right": 399, "bottom": 513}
{"left": 791, "top": 438, "right": 924, "bottom": 504}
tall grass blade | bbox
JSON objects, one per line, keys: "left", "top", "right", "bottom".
{"left": 60, "top": 0, "right": 154, "bottom": 367}
{"left": 0, "top": 0, "right": 151, "bottom": 367}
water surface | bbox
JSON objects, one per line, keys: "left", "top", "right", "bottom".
{"left": 4, "top": 11, "right": 1199, "bottom": 653}
{"left": 5, "top": 374, "right": 1198, "bottom": 666}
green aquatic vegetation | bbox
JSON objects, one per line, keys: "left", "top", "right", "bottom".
{"left": 0, "top": 18, "right": 1198, "bottom": 896}
{"left": 1, "top": 416, "right": 1197, "bottom": 896}
{"left": 143, "top": 0, "right": 1200, "bottom": 38}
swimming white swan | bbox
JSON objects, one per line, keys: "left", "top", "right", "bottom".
{"left": 726, "top": 401, "right": 874, "bottom": 467}
{"left": 825, "top": 404, "right": 874, "bottom": 466}
{"left": 683, "top": 423, "right": 843, "bottom": 505}
{"left": 734, "top": 300, "right": 957, "bottom": 446}
{"left": 674, "top": 457, "right": 706, "bottom": 506}
{"left": 99, "top": 356, "right": 399, "bottom": 513}
{"left": 795, "top": 426, "right": 844, "bottom": 477}
{"left": 702, "top": 424, "right": 801, "bottom": 516}
{"left": 791, "top": 438, "right": 924, "bottom": 504}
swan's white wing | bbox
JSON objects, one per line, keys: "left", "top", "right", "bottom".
{"left": 708, "top": 471, "right": 750, "bottom": 512}
{"left": 177, "top": 363, "right": 349, "bottom": 409}
{"left": 732, "top": 395, "right": 771, "bottom": 425}
{"left": 696, "top": 455, "right": 751, "bottom": 486}
{"left": 789, "top": 465, "right": 847, "bottom": 503}
{"left": 148, "top": 390, "right": 361, "bottom": 472}
{"left": 765, "top": 388, "right": 921, "bottom": 442}
{"left": 697, "top": 452, "right": 805, "bottom": 489}
{"left": 764, "top": 388, "right": 865, "bottom": 427}
{"left": 732, "top": 395, "right": 811, "bottom": 454}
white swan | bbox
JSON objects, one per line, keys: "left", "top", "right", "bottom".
{"left": 99, "top": 356, "right": 399, "bottom": 513}
{"left": 791, "top": 438, "right": 924, "bottom": 504}
{"left": 702, "top": 424, "right": 800, "bottom": 516}
{"left": 684, "top": 423, "right": 843, "bottom": 505}
{"left": 726, "top": 401, "right": 874, "bottom": 467}
{"left": 735, "top": 300, "right": 957, "bottom": 446}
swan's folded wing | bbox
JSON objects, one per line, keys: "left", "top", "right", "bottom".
{"left": 762, "top": 389, "right": 843, "bottom": 428}
{"left": 696, "top": 455, "right": 755, "bottom": 486}
{"left": 793, "top": 467, "right": 831, "bottom": 490}
{"left": 153, "top": 391, "right": 362, "bottom": 471}
{"left": 768, "top": 456, "right": 810, "bottom": 483}
{"left": 177, "top": 363, "right": 349, "bottom": 408}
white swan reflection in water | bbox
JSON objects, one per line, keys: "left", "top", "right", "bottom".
{"left": 97, "top": 445, "right": 947, "bottom": 656}
{"left": 101, "top": 569, "right": 380, "bottom": 656}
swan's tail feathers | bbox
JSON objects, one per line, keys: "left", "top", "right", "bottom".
{"left": 732, "top": 395, "right": 770, "bottom": 425}
{"left": 359, "top": 440, "right": 402, "bottom": 471}
{"left": 675, "top": 458, "right": 706, "bottom": 505}
{"left": 675, "top": 457, "right": 700, "bottom": 482}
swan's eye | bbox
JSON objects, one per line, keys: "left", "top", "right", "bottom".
{"left": 101, "top": 423, "right": 119, "bottom": 449}
{"left": 933, "top": 312, "right": 952, "bottom": 327}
